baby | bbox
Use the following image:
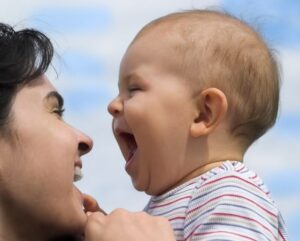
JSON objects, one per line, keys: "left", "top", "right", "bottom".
{"left": 108, "top": 9, "right": 288, "bottom": 241}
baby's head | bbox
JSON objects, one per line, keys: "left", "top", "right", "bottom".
{"left": 134, "top": 9, "right": 280, "bottom": 146}
{"left": 108, "top": 10, "right": 280, "bottom": 195}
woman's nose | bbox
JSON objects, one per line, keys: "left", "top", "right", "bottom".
{"left": 107, "top": 96, "right": 123, "bottom": 117}
{"left": 77, "top": 131, "right": 93, "bottom": 156}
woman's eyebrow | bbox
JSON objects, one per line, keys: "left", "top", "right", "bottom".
{"left": 45, "top": 91, "right": 64, "bottom": 108}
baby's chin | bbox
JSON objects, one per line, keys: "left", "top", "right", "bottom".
{"left": 135, "top": 182, "right": 169, "bottom": 196}
{"left": 132, "top": 179, "right": 152, "bottom": 194}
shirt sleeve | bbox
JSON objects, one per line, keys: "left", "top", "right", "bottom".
{"left": 183, "top": 173, "right": 287, "bottom": 241}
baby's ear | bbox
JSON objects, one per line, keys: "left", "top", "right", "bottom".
{"left": 190, "top": 88, "right": 228, "bottom": 137}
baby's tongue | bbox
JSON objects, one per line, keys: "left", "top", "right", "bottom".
{"left": 127, "top": 135, "right": 137, "bottom": 161}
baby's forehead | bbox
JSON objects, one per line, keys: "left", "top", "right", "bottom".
{"left": 164, "top": 16, "right": 263, "bottom": 67}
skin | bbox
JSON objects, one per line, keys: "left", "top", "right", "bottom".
{"left": 0, "top": 75, "right": 93, "bottom": 241}
{"left": 108, "top": 28, "right": 199, "bottom": 195}
{"left": 83, "top": 196, "right": 176, "bottom": 241}
{"left": 84, "top": 209, "right": 176, "bottom": 241}
{"left": 107, "top": 25, "right": 242, "bottom": 196}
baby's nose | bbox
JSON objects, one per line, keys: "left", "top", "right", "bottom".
{"left": 107, "top": 96, "right": 123, "bottom": 117}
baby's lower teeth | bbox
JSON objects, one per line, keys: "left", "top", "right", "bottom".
{"left": 74, "top": 166, "right": 83, "bottom": 182}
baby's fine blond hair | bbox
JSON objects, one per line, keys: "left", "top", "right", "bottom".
{"left": 132, "top": 9, "right": 280, "bottom": 147}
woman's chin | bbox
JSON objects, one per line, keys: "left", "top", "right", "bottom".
{"left": 53, "top": 201, "right": 87, "bottom": 237}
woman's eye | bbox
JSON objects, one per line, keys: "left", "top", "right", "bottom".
{"left": 53, "top": 108, "right": 65, "bottom": 117}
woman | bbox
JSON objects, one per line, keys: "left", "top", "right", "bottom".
{"left": 0, "top": 22, "right": 95, "bottom": 241}
{"left": 0, "top": 23, "right": 175, "bottom": 241}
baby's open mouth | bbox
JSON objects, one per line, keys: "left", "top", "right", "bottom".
{"left": 119, "top": 132, "right": 137, "bottom": 162}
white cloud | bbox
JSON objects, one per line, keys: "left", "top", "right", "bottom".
{"left": 279, "top": 48, "right": 300, "bottom": 113}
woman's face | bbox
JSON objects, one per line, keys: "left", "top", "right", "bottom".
{"left": 0, "top": 75, "right": 93, "bottom": 237}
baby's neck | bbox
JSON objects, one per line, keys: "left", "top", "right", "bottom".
{"left": 169, "top": 131, "right": 245, "bottom": 193}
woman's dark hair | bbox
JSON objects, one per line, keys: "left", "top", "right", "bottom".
{"left": 0, "top": 23, "right": 53, "bottom": 133}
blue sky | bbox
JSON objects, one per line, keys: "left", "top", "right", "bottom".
{"left": 222, "top": 0, "right": 300, "bottom": 46}
{"left": 31, "top": 6, "right": 111, "bottom": 34}
{"left": 35, "top": 0, "right": 300, "bottom": 136}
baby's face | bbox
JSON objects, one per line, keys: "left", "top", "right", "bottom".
{"left": 108, "top": 30, "right": 200, "bottom": 195}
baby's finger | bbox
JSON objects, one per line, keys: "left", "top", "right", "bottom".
{"left": 82, "top": 193, "right": 107, "bottom": 215}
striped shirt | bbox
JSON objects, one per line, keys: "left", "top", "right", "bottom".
{"left": 144, "top": 161, "right": 288, "bottom": 241}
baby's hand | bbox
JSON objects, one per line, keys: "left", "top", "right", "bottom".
{"left": 82, "top": 193, "right": 106, "bottom": 215}
{"left": 84, "top": 208, "right": 176, "bottom": 241}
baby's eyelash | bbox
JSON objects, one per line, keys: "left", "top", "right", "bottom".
{"left": 128, "top": 85, "right": 141, "bottom": 92}
{"left": 129, "top": 87, "right": 140, "bottom": 92}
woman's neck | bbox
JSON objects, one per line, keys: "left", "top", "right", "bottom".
{"left": 0, "top": 204, "right": 49, "bottom": 241}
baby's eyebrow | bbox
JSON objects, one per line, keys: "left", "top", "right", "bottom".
{"left": 44, "top": 91, "right": 64, "bottom": 108}
{"left": 118, "top": 74, "right": 133, "bottom": 89}
{"left": 119, "top": 72, "right": 142, "bottom": 89}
